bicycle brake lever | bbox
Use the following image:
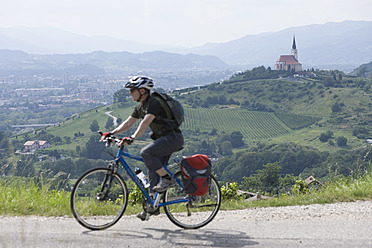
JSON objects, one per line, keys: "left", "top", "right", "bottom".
{"left": 104, "top": 137, "right": 113, "bottom": 147}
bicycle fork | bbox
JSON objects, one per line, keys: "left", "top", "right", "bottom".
{"left": 97, "top": 162, "right": 117, "bottom": 201}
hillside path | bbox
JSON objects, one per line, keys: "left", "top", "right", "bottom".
{"left": 1, "top": 201, "right": 372, "bottom": 248}
{"left": 105, "top": 111, "right": 118, "bottom": 126}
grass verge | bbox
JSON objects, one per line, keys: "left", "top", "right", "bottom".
{"left": 1, "top": 172, "right": 372, "bottom": 217}
{"left": 222, "top": 172, "right": 372, "bottom": 210}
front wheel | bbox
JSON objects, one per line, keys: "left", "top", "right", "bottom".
{"left": 70, "top": 167, "right": 128, "bottom": 230}
{"left": 163, "top": 171, "right": 221, "bottom": 229}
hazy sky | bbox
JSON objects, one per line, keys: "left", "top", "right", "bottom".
{"left": 1, "top": 0, "right": 371, "bottom": 47}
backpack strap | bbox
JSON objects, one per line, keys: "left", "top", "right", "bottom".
{"left": 151, "top": 92, "right": 178, "bottom": 130}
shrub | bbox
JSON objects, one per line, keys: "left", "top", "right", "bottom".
{"left": 337, "top": 136, "right": 348, "bottom": 147}
{"left": 221, "top": 182, "right": 241, "bottom": 200}
{"left": 128, "top": 182, "right": 145, "bottom": 206}
{"left": 319, "top": 131, "right": 333, "bottom": 142}
{"left": 292, "top": 180, "right": 309, "bottom": 195}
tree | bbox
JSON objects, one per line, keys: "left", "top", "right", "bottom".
{"left": 319, "top": 131, "right": 333, "bottom": 142}
{"left": 338, "top": 73, "right": 343, "bottom": 81}
{"left": 331, "top": 102, "right": 342, "bottom": 113}
{"left": 256, "top": 162, "right": 281, "bottom": 193}
{"left": 48, "top": 150, "right": 61, "bottom": 160}
{"left": 220, "top": 141, "right": 233, "bottom": 155}
{"left": 85, "top": 134, "right": 106, "bottom": 159}
{"left": 89, "top": 120, "right": 100, "bottom": 133}
{"left": 319, "top": 133, "right": 330, "bottom": 142}
{"left": 230, "top": 131, "right": 244, "bottom": 148}
{"left": 53, "top": 136, "right": 62, "bottom": 144}
{"left": 241, "top": 162, "right": 281, "bottom": 194}
{"left": 210, "top": 128, "right": 218, "bottom": 136}
{"left": 105, "top": 117, "right": 114, "bottom": 130}
{"left": 337, "top": 136, "right": 348, "bottom": 147}
{"left": 199, "top": 140, "right": 212, "bottom": 155}
{"left": 113, "top": 89, "right": 129, "bottom": 104}
{"left": 216, "top": 133, "right": 230, "bottom": 145}
{"left": 352, "top": 126, "right": 368, "bottom": 139}
{"left": 63, "top": 136, "right": 71, "bottom": 144}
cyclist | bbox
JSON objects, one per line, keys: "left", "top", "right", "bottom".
{"left": 100, "top": 76, "right": 184, "bottom": 220}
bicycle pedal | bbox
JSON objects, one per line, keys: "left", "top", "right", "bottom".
{"left": 137, "top": 211, "right": 150, "bottom": 221}
{"left": 144, "top": 213, "right": 150, "bottom": 221}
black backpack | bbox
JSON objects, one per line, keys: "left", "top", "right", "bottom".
{"left": 152, "top": 92, "right": 184, "bottom": 129}
{"left": 180, "top": 154, "right": 212, "bottom": 196}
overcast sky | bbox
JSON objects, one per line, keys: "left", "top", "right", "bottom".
{"left": 1, "top": 0, "right": 371, "bottom": 47}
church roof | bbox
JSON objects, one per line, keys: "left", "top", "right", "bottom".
{"left": 276, "top": 55, "right": 302, "bottom": 65}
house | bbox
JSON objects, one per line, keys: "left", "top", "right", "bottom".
{"left": 24, "top": 140, "right": 51, "bottom": 152}
{"left": 275, "top": 36, "right": 302, "bottom": 72}
{"left": 304, "top": 176, "right": 324, "bottom": 190}
{"left": 209, "top": 153, "right": 224, "bottom": 163}
{"left": 237, "top": 190, "right": 272, "bottom": 201}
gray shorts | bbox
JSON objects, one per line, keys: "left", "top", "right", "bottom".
{"left": 140, "top": 132, "right": 184, "bottom": 192}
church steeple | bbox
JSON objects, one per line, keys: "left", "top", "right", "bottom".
{"left": 291, "top": 35, "right": 298, "bottom": 61}
{"left": 292, "top": 35, "right": 297, "bottom": 49}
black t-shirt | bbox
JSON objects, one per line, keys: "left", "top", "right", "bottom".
{"left": 131, "top": 94, "right": 171, "bottom": 135}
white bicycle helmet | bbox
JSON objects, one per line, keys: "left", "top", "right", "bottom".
{"left": 125, "top": 76, "right": 154, "bottom": 91}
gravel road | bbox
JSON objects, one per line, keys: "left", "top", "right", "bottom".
{"left": 1, "top": 201, "right": 372, "bottom": 248}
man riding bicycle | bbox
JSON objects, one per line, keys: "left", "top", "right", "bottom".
{"left": 100, "top": 76, "right": 184, "bottom": 220}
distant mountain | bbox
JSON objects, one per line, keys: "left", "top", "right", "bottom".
{"left": 0, "top": 21, "right": 371, "bottom": 71}
{"left": 191, "top": 21, "right": 372, "bottom": 70}
{"left": 0, "top": 26, "right": 179, "bottom": 54}
{"left": 0, "top": 50, "right": 228, "bottom": 76}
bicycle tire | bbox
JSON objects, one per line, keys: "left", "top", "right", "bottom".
{"left": 163, "top": 171, "right": 221, "bottom": 229}
{"left": 70, "top": 167, "right": 128, "bottom": 230}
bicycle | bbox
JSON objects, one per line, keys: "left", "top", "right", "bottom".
{"left": 70, "top": 132, "right": 221, "bottom": 230}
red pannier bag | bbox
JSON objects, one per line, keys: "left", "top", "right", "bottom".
{"left": 180, "top": 154, "right": 212, "bottom": 196}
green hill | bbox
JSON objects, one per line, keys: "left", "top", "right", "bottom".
{"left": 13, "top": 68, "right": 372, "bottom": 153}
{"left": 15, "top": 100, "right": 325, "bottom": 150}
{"left": 174, "top": 69, "right": 371, "bottom": 150}
{"left": 351, "top": 61, "right": 372, "bottom": 78}
{"left": 6, "top": 67, "right": 372, "bottom": 188}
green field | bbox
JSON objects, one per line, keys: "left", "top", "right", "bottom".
{"left": 274, "top": 112, "right": 321, "bottom": 130}
{"left": 42, "top": 103, "right": 133, "bottom": 137}
{"left": 184, "top": 107, "right": 292, "bottom": 140}
{"left": 49, "top": 104, "right": 322, "bottom": 142}
{"left": 13, "top": 72, "right": 371, "bottom": 153}
{"left": 18, "top": 100, "right": 342, "bottom": 149}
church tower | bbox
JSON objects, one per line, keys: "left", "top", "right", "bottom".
{"left": 291, "top": 35, "right": 298, "bottom": 61}
{"left": 275, "top": 35, "right": 302, "bottom": 71}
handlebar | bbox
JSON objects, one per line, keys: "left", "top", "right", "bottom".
{"left": 98, "top": 131, "right": 122, "bottom": 147}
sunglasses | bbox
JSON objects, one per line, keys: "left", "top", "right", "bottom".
{"left": 129, "top": 88, "right": 136, "bottom": 93}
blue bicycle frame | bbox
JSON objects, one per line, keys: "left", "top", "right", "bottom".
{"left": 115, "top": 146, "right": 188, "bottom": 208}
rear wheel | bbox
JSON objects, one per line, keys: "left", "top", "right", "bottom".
{"left": 163, "top": 171, "right": 221, "bottom": 229}
{"left": 70, "top": 167, "right": 128, "bottom": 230}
